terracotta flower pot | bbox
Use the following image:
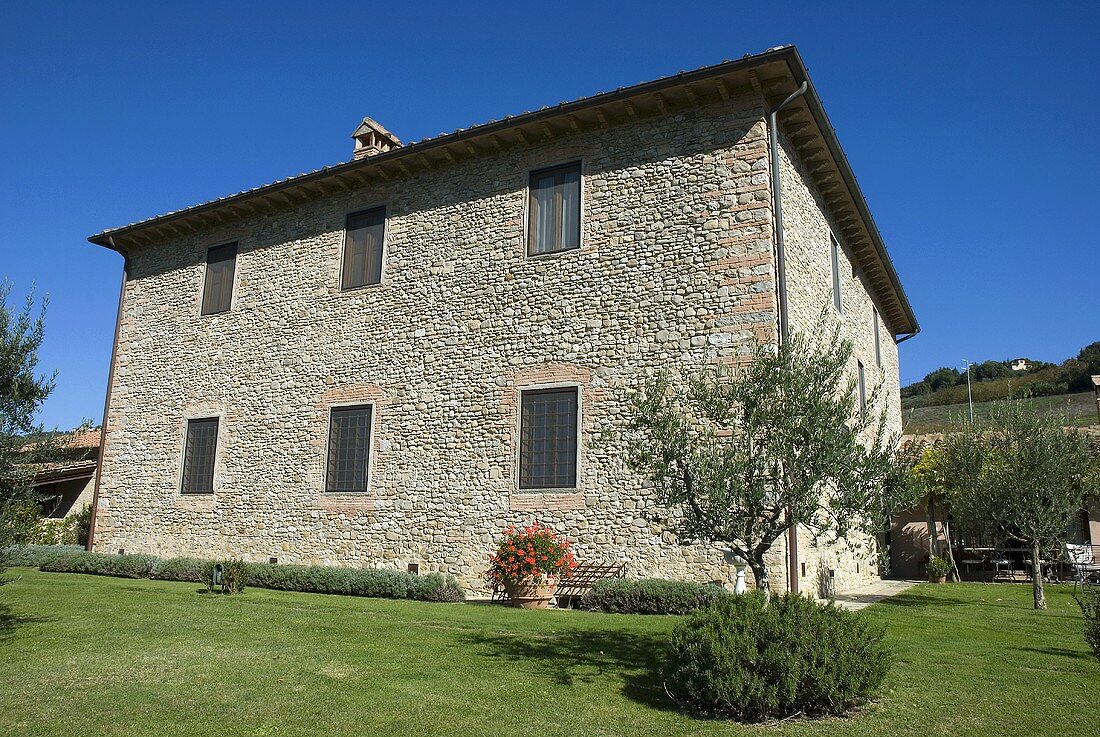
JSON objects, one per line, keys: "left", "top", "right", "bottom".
{"left": 930, "top": 574, "right": 947, "bottom": 584}
{"left": 503, "top": 576, "right": 557, "bottom": 609}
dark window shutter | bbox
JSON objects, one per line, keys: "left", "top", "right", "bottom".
{"left": 519, "top": 388, "right": 578, "bottom": 489}
{"left": 181, "top": 418, "right": 219, "bottom": 494}
{"left": 201, "top": 243, "right": 237, "bottom": 315}
{"left": 857, "top": 361, "right": 867, "bottom": 420}
{"left": 873, "top": 307, "right": 882, "bottom": 368}
{"left": 326, "top": 405, "right": 373, "bottom": 492}
{"left": 831, "top": 236, "right": 842, "bottom": 314}
{"left": 528, "top": 163, "right": 581, "bottom": 255}
{"left": 342, "top": 208, "right": 386, "bottom": 289}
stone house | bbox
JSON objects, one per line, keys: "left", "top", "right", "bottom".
{"left": 26, "top": 428, "right": 100, "bottom": 520}
{"left": 86, "top": 46, "right": 918, "bottom": 596}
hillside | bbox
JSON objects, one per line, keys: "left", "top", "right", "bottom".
{"left": 902, "top": 340, "right": 1099, "bottom": 410}
{"left": 902, "top": 391, "right": 1097, "bottom": 434}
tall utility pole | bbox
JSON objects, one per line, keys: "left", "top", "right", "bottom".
{"left": 962, "top": 360, "right": 974, "bottom": 422}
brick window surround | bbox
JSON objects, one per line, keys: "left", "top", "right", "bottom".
{"left": 518, "top": 387, "right": 579, "bottom": 489}
{"left": 325, "top": 404, "right": 374, "bottom": 493}
{"left": 181, "top": 417, "right": 218, "bottom": 494}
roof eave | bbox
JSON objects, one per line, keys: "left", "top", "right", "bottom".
{"left": 87, "top": 45, "right": 919, "bottom": 337}
{"left": 775, "top": 49, "right": 919, "bottom": 337}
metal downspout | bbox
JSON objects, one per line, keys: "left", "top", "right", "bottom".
{"left": 767, "top": 81, "right": 808, "bottom": 595}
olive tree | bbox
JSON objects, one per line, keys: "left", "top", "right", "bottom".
{"left": 623, "top": 320, "right": 902, "bottom": 593}
{"left": 938, "top": 401, "right": 1099, "bottom": 610}
{"left": 0, "top": 283, "right": 60, "bottom": 575}
{"left": 900, "top": 443, "right": 961, "bottom": 581}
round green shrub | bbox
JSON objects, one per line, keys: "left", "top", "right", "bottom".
{"left": 1074, "top": 589, "right": 1100, "bottom": 663}
{"left": 664, "top": 592, "right": 890, "bottom": 721}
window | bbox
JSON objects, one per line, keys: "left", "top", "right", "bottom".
{"left": 326, "top": 405, "right": 373, "bottom": 492}
{"left": 830, "top": 235, "right": 842, "bottom": 313}
{"left": 519, "top": 387, "right": 578, "bottom": 489}
{"left": 528, "top": 162, "right": 581, "bottom": 255}
{"left": 873, "top": 307, "right": 882, "bottom": 368}
{"left": 857, "top": 361, "right": 867, "bottom": 420}
{"left": 201, "top": 243, "right": 237, "bottom": 315}
{"left": 341, "top": 208, "right": 386, "bottom": 289}
{"left": 181, "top": 418, "right": 218, "bottom": 494}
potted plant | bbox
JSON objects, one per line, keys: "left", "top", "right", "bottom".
{"left": 487, "top": 524, "right": 577, "bottom": 609}
{"left": 927, "top": 555, "right": 950, "bottom": 584}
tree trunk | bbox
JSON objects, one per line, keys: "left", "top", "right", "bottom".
{"left": 748, "top": 555, "right": 770, "bottom": 597}
{"left": 925, "top": 496, "right": 939, "bottom": 558}
{"left": 1030, "top": 539, "right": 1046, "bottom": 611}
{"left": 942, "top": 517, "right": 961, "bottom": 582}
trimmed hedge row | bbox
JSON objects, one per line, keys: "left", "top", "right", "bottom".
{"left": 580, "top": 577, "right": 732, "bottom": 615}
{"left": 2, "top": 544, "right": 85, "bottom": 568}
{"left": 13, "top": 546, "right": 463, "bottom": 603}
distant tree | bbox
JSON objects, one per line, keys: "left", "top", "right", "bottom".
{"left": 1060, "top": 343, "right": 1100, "bottom": 392}
{"left": 623, "top": 318, "right": 903, "bottom": 594}
{"left": 924, "top": 367, "right": 962, "bottom": 392}
{"left": 0, "top": 283, "right": 61, "bottom": 577}
{"left": 937, "top": 401, "right": 1099, "bottom": 610}
{"left": 972, "top": 360, "right": 1012, "bottom": 383}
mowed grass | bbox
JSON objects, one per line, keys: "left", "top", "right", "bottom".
{"left": 0, "top": 570, "right": 1094, "bottom": 737}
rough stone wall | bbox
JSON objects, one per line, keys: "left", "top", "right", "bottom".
{"left": 776, "top": 134, "right": 903, "bottom": 593}
{"left": 95, "top": 94, "right": 792, "bottom": 594}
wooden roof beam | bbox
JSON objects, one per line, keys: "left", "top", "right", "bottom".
{"left": 683, "top": 85, "right": 701, "bottom": 109}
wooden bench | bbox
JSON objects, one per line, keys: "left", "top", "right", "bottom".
{"left": 555, "top": 562, "right": 627, "bottom": 608}
{"left": 490, "top": 562, "right": 628, "bottom": 607}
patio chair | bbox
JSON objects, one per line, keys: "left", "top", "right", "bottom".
{"left": 1065, "top": 543, "right": 1100, "bottom": 592}
{"left": 989, "top": 550, "right": 1014, "bottom": 583}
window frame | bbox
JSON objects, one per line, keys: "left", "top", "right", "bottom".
{"left": 830, "top": 234, "right": 842, "bottom": 314}
{"left": 323, "top": 402, "right": 376, "bottom": 494}
{"left": 339, "top": 206, "right": 388, "bottom": 291}
{"left": 526, "top": 161, "right": 583, "bottom": 257}
{"left": 516, "top": 384, "right": 581, "bottom": 491}
{"left": 200, "top": 242, "right": 238, "bottom": 316}
{"left": 179, "top": 416, "right": 220, "bottom": 495}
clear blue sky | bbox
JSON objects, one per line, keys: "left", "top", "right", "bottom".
{"left": 2, "top": 1, "right": 1097, "bottom": 430}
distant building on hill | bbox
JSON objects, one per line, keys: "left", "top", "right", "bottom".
{"left": 1010, "top": 358, "right": 1031, "bottom": 372}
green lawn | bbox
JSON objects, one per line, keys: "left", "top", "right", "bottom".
{"left": 0, "top": 570, "right": 1094, "bottom": 737}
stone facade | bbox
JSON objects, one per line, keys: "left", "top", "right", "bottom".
{"left": 775, "top": 135, "right": 903, "bottom": 594}
{"left": 92, "top": 87, "right": 906, "bottom": 595}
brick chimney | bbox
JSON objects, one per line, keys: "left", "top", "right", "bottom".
{"left": 352, "top": 117, "right": 402, "bottom": 159}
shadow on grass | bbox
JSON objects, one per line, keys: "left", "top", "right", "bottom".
{"left": 0, "top": 602, "right": 50, "bottom": 644}
{"left": 460, "top": 623, "right": 674, "bottom": 712}
{"left": 1014, "top": 646, "right": 1093, "bottom": 661}
{"left": 875, "top": 593, "right": 978, "bottom": 609}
